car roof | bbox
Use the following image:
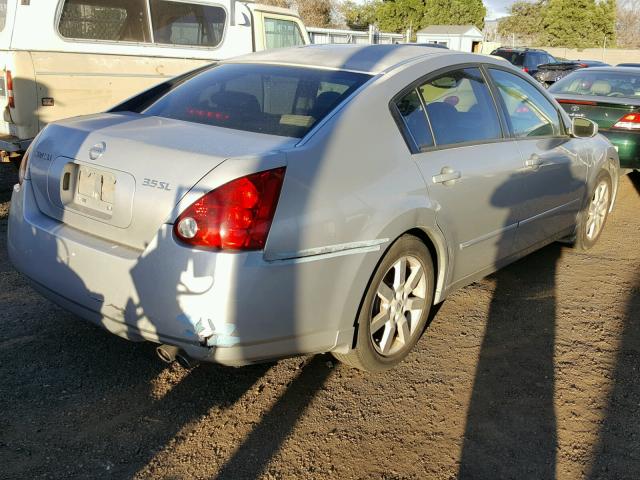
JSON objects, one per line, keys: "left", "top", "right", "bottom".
{"left": 493, "top": 47, "right": 547, "bottom": 53}
{"left": 576, "top": 66, "right": 640, "bottom": 73}
{"left": 224, "top": 44, "right": 459, "bottom": 75}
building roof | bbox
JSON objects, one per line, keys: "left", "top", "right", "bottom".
{"left": 417, "top": 25, "right": 483, "bottom": 36}
{"left": 226, "top": 44, "right": 459, "bottom": 74}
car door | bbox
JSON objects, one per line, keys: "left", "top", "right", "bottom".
{"left": 487, "top": 67, "right": 588, "bottom": 251}
{"left": 392, "top": 66, "right": 529, "bottom": 286}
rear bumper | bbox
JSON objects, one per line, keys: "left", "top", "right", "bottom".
{"left": 7, "top": 181, "right": 358, "bottom": 365}
{"left": 600, "top": 129, "right": 640, "bottom": 169}
{"left": 0, "top": 134, "right": 31, "bottom": 153}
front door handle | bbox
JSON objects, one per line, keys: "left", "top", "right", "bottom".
{"left": 525, "top": 155, "right": 543, "bottom": 169}
{"left": 432, "top": 167, "right": 462, "bottom": 186}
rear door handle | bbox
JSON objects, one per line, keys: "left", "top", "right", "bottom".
{"left": 432, "top": 167, "right": 461, "bottom": 186}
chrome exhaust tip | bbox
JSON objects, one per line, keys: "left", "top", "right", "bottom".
{"left": 156, "top": 344, "right": 198, "bottom": 369}
{"left": 175, "top": 351, "right": 198, "bottom": 370}
{"left": 156, "top": 344, "right": 179, "bottom": 364}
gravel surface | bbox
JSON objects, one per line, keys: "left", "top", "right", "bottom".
{"left": 1, "top": 164, "right": 639, "bottom": 480}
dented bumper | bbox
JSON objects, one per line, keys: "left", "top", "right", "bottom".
{"left": 8, "top": 181, "right": 355, "bottom": 365}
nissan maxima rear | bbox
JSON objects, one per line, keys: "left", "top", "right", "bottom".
{"left": 8, "top": 45, "right": 618, "bottom": 371}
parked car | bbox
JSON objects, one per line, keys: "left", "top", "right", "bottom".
{"left": 489, "top": 47, "right": 556, "bottom": 76}
{"left": 618, "top": 63, "right": 640, "bottom": 68}
{"left": 8, "top": 45, "right": 619, "bottom": 372}
{"left": 534, "top": 60, "right": 609, "bottom": 88}
{"left": 550, "top": 67, "right": 640, "bottom": 170}
{"left": 0, "top": 0, "right": 309, "bottom": 160}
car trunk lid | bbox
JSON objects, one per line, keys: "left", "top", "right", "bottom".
{"left": 554, "top": 94, "right": 640, "bottom": 129}
{"left": 28, "top": 112, "right": 297, "bottom": 251}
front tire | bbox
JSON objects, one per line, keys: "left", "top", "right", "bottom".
{"left": 333, "top": 235, "right": 434, "bottom": 372}
{"left": 574, "top": 171, "right": 612, "bottom": 250}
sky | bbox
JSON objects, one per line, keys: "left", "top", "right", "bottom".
{"left": 351, "top": 0, "right": 516, "bottom": 20}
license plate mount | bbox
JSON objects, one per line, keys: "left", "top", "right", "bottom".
{"left": 75, "top": 165, "right": 116, "bottom": 216}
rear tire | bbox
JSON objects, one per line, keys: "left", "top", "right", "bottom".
{"left": 573, "top": 171, "right": 612, "bottom": 250}
{"left": 333, "top": 235, "right": 434, "bottom": 372}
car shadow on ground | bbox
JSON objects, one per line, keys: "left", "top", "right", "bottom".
{"left": 586, "top": 269, "right": 640, "bottom": 479}
{"left": 458, "top": 244, "right": 562, "bottom": 479}
{"left": 629, "top": 170, "right": 640, "bottom": 195}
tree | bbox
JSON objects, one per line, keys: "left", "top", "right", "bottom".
{"left": 617, "top": 0, "right": 640, "bottom": 48}
{"left": 260, "top": 0, "right": 336, "bottom": 27}
{"left": 497, "top": 1, "right": 546, "bottom": 45}
{"left": 340, "top": 0, "right": 380, "bottom": 30}
{"left": 423, "top": 0, "right": 487, "bottom": 30}
{"left": 297, "top": 0, "right": 335, "bottom": 27}
{"left": 544, "top": 0, "right": 607, "bottom": 48}
{"left": 374, "top": 0, "right": 429, "bottom": 34}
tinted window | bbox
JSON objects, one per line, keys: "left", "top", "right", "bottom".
{"left": 395, "top": 89, "right": 434, "bottom": 151}
{"left": 150, "top": 0, "right": 226, "bottom": 47}
{"left": 493, "top": 50, "right": 525, "bottom": 67}
{"left": 144, "top": 64, "right": 370, "bottom": 138}
{"left": 0, "top": 0, "right": 6, "bottom": 32}
{"left": 549, "top": 70, "right": 640, "bottom": 99}
{"left": 264, "top": 18, "right": 304, "bottom": 49}
{"left": 490, "top": 69, "right": 562, "bottom": 137}
{"left": 59, "top": 0, "right": 150, "bottom": 42}
{"left": 419, "top": 68, "right": 502, "bottom": 147}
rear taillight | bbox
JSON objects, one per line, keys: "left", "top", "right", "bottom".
{"left": 174, "top": 167, "right": 286, "bottom": 251}
{"left": 522, "top": 67, "right": 529, "bottom": 73}
{"left": 613, "top": 113, "right": 640, "bottom": 130}
{"left": 18, "top": 144, "right": 31, "bottom": 185}
{"left": 6, "top": 70, "right": 14, "bottom": 109}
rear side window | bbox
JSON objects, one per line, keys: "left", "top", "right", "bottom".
{"left": 149, "top": 0, "right": 226, "bottom": 47}
{"left": 264, "top": 18, "right": 304, "bottom": 49}
{"left": 59, "top": 0, "right": 151, "bottom": 42}
{"left": 394, "top": 89, "right": 434, "bottom": 151}
{"left": 418, "top": 67, "right": 502, "bottom": 147}
{"left": 0, "top": 0, "right": 6, "bottom": 32}
{"left": 493, "top": 51, "right": 525, "bottom": 67}
{"left": 489, "top": 69, "right": 562, "bottom": 137}
{"left": 144, "top": 64, "right": 370, "bottom": 138}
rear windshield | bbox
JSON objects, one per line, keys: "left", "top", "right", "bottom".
{"left": 493, "top": 51, "right": 525, "bottom": 66}
{"left": 144, "top": 64, "right": 371, "bottom": 138}
{"left": 549, "top": 70, "right": 640, "bottom": 99}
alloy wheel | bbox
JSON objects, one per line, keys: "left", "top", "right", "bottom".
{"left": 369, "top": 255, "right": 427, "bottom": 357}
{"left": 585, "top": 180, "right": 610, "bottom": 241}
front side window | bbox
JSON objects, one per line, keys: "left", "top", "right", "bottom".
{"left": 394, "top": 89, "right": 434, "bottom": 151}
{"left": 419, "top": 67, "right": 502, "bottom": 147}
{"left": 264, "top": 18, "right": 304, "bottom": 50}
{"left": 144, "top": 64, "right": 370, "bottom": 138}
{"left": 489, "top": 69, "right": 562, "bottom": 137}
{"left": 149, "top": 0, "right": 226, "bottom": 47}
{"left": 59, "top": 0, "right": 150, "bottom": 42}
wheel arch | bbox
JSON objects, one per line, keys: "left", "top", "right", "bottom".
{"left": 341, "top": 222, "right": 449, "bottom": 351}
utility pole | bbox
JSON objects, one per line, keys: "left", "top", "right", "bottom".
{"left": 602, "top": 35, "right": 607, "bottom": 62}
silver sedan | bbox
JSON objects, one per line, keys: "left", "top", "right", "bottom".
{"left": 8, "top": 45, "right": 619, "bottom": 371}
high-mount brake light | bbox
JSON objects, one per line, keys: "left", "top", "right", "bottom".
{"left": 174, "top": 167, "right": 286, "bottom": 251}
{"left": 613, "top": 113, "right": 640, "bottom": 130}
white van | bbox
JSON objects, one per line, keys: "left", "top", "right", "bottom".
{"left": 0, "top": 0, "right": 309, "bottom": 158}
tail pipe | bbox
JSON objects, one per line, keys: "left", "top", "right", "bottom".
{"left": 156, "top": 344, "right": 198, "bottom": 369}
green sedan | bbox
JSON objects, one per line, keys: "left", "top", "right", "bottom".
{"left": 549, "top": 67, "right": 640, "bottom": 170}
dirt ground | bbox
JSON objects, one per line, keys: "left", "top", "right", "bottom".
{"left": 1, "top": 163, "right": 639, "bottom": 480}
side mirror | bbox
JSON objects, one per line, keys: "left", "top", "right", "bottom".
{"left": 572, "top": 117, "right": 598, "bottom": 138}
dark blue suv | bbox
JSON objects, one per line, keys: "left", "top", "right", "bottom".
{"left": 490, "top": 47, "right": 556, "bottom": 77}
